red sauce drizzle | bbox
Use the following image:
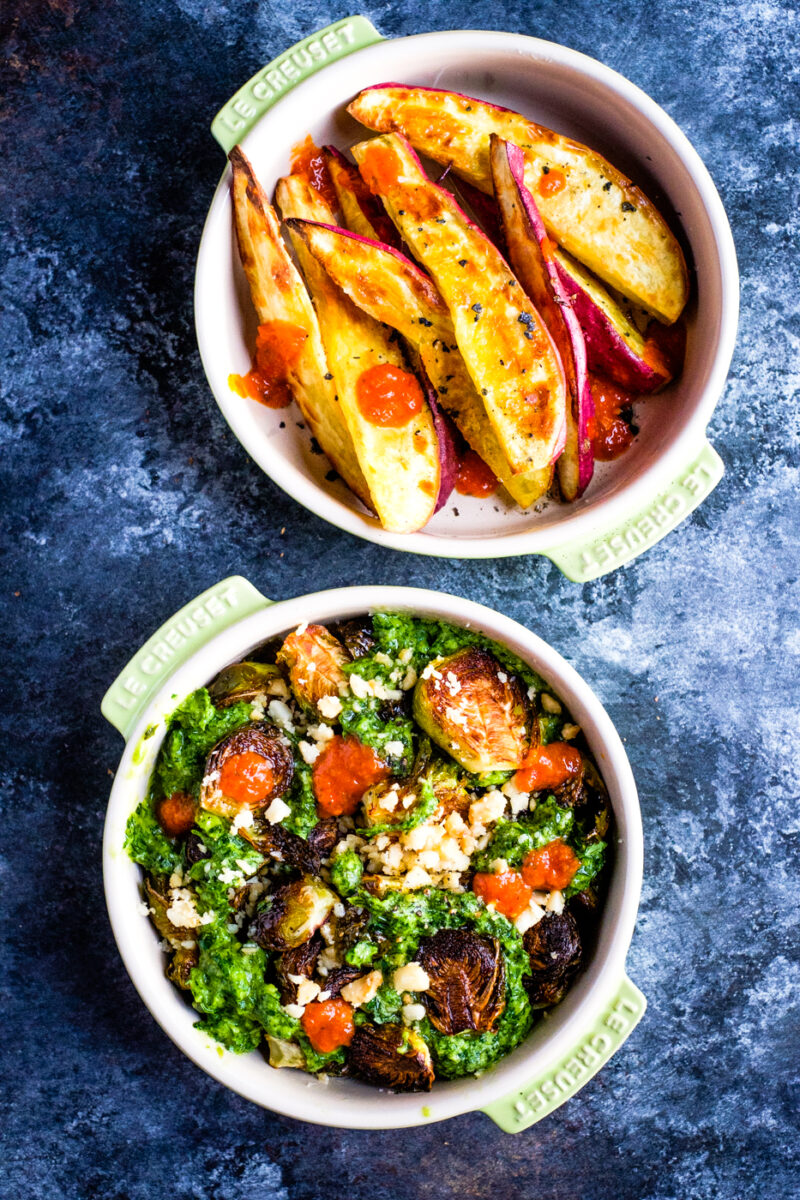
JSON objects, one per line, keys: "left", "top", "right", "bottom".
{"left": 455, "top": 448, "right": 498, "bottom": 497}
{"left": 312, "top": 735, "right": 391, "bottom": 817}
{"left": 290, "top": 135, "right": 337, "bottom": 209}
{"left": 588, "top": 373, "right": 637, "bottom": 461}
{"left": 514, "top": 742, "right": 582, "bottom": 793}
{"left": 355, "top": 363, "right": 424, "bottom": 427}
{"left": 229, "top": 320, "right": 307, "bottom": 408}
{"left": 537, "top": 167, "right": 566, "bottom": 198}
{"left": 522, "top": 840, "right": 581, "bottom": 890}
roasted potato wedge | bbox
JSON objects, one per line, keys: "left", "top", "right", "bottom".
{"left": 323, "top": 145, "right": 402, "bottom": 249}
{"left": 287, "top": 218, "right": 552, "bottom": 507}
{"left": 276, "top": 173, "right": 440, "bottom": 533}
{"left": 491, "top": 136, "right": 593, "bottom": 500}
{"left": 351, "top": 133, "right": 567, "bottom": 475}
{"left": 348, "top": 85, "right": 689, "bottom": 324}
{"left": 553, "top": 248, "right": 673, "bottom": 393}
{"left": 228, "top": 147, "right": 370, "bottom": 507}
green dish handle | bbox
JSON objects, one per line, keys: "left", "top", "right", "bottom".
{"left": 101, "top": 576, "right": 272, "bottom": 742}
{"left": 211, "top": 16, "right": 385, "bottom": 151}
{"left": 546, "top": 438, "right": 724, "bottom": 582}
{"left": 482, "top": 973, "right": 646, "bottom": 1132}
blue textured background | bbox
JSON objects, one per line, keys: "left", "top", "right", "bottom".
{"left": 2, "top": 1, "right": 798, "bottom": 1196}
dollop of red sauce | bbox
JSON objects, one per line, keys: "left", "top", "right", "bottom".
{"left": 301, "top": 998, "right": 355, "bottom": 1053}
{"left": 359, "top": 142, "right": 402, "bottom": 195}
{"left": 514, "top": 742, "right": 582, "bottom": 793}
{"left": 537, "top": 167, "right": 566, "bottom": 198}
{"left": 472, "top": 870, "right": 532, "bottom": 920}
{"left": 218, "top": 751, "right": 275, "bottom": 806}
{"left": 588, "top": 373, "right": 637, "bottom": 461}
{"left": 156, "top": 791, "right": 196, "bottom": 838}
{"left": 455, "top": 448, "right": 498, "bottom": 497}
{"left": 355, "top": 363, "right": 424, "bottom": 427}
{"left": 312, "top": 735, "right": 391, "bottom": 817}
{"left": 290, "top": 135, "right": 337, "bottom": 209}
{"left": 522, "top": 839, "right": 581, "bottom": 891}
{"left": 644, "top": 315, "right": 687, "bottom": 377}
{"left": 229, "top": 320, "right": 307, "bottom": 408}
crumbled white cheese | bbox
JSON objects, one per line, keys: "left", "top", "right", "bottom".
{"left": 384, "top": 739, "right": 405, "bottom": 758}
{"left": 400, "top": 666, "right": 417, "bottom": 691}
{"left": 502, "top": 777, "right": 530, "bottom": 815}
{"left": 267, "top": 699, "right": 295, "bottom": 731}
{"left": 166, "top": 888, "right": 200, "bottom": 929}
{"left": 295, "top": 978, "right": 321, "bottom": 1007}
{"left": 267, "top": 677, "right": 290, "bottom": 699}
{"left": 392, "top": 962, "right": 430, "bottom": 993}
{"left": 497, "top": 671, "right": 508, "bottom": 683}
{"left": 283, "top": 1003, "right": 306, "bottom": 1020}
{"left": 402, "top": 1003, "right": 426, "bottom": 1025}
{"left": 491, "top": 858, "right": 509, "bottom": 874}
{"left": 469, "top": 790, "right": 507, "bottom": 827}
{"left": 340, "top": 969, "right": 383, "bottom": 1007}
{"left": 231, "top": 806, "right": 254, "bottom": 833}
{"left": 374, "top": 652, "right": 393, "bottom": 667}
{"left": 561, "top": 723, "right": 581, "bottom": 740}
{"left": 298, "top": 739, "right": 321, "bottom": 765}
{"left": 403, "top": 866, "right": 433, "bottom": 889}
{"left": 317, "top": 693, "right": 343, "bottom": 720}
{"left": 398, "top": 647, "right": 413, "bottom": 664}
{"left": 307, "top": 723, "right": 334, "bottom": 744}
{"left": 295, "top": 621, "right": 308, "bottom": 636}
{"left": 265, "top": 797, "right": 291, "bottom": 825}
{"left": 546, "top": 889, "right": 565, "bottom": 914}
{"left": 541, "top": 693, "right": 562, "bottom": 714}
{"left": 349, "top": 674, "right": 371, "bottom": 699}
{"left": 137, "top": 901, "right": 152, "bottom": 917}
{"left": 514, "top": 901, "right": 546, "bottom": 934}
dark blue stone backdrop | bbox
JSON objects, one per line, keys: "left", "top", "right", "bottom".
{"left": 2, "top": 1, "right": 798, "bottom": 1196}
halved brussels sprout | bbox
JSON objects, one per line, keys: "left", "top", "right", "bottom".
{"left": 239, "top": 818, "right": 319, "bottom": 875}
{"left": 200, "top": 723, "right": 294, "bottom": 818}
{"left": 417, "top": 928, "right": 506, "bottom": 1034}
{"left": 266, "top": 1035, "right": 306, "bottom": 1069}
{"left": 360, "top": 737, "right": 433, "bottom": 830}
{"left": 412, "top": 647, "right": 530, "bottom": 774}
{"left": 166, "top": 943, "right": 198, "bottom": 990}
{"left": 249, "top": 875, "right": 337, "bottom": 952}
{"left": 427, "top": 759, "right": 472, "bottom": 821}
{"left": 275, "top": 934, "right": 322, "bottom": 1004}
{"left": 523, "top": 911, "right": 582, "bottom": 1007}
{"left": 208, "top": 661, "right": 283, "bottom": 708}
{"left": 276, "top": 623, "right": 349, "bottom": 715}
{"left": 348, "top": 1023, "right": 434, "bottom": 1092}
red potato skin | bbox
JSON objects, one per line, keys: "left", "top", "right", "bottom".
{"left": 491, "top": 137, "right": 593, "bottom": 499}
{"left": 552, "top": 262, "right": 671, "bottom": 393}
{"left": 419, "top": 366, "right": 459, "bottom": 511}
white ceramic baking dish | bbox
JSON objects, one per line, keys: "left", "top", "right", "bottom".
{"left": 194, "top": 17, "right": 738, "bottom": 580}
{"left": 102, "top": 577, "right": 644, "bottom": 1130}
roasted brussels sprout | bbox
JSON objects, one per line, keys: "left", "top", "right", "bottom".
{"left": 348, "top": 1023, "right": 434, "bottom": 1092}
{"left": 185, "top": 830, "right": 210, "bottom": 866}
{"left": 239, "top": 818, "right": 320, "bottom": 874}
{"left": 413, "top": 647, "right": 529, "bottom": 773}
{"left": 427, "top": 759, "right": 472, "bottom": 820}
{"left": 166, "top": 943, "right": 198, "bottom": 989}
{"left": 208, "top": 660, "right": 284, "bottom": 708}
{"left": 276, "top": 623, "right": 349, "bottom": 715}
{"left": 322, "top": 965, "right": 362, "bottom": 998}
{"left": 306, "top": 817, "right": 339, "bottom": 861}
{"left": 417, "top": 928, "right": 506, "bottom": 1034}
{"left": 200, "top": 722, "right": 293, "bottom": 818}
{"left": 275, "top": 934, "right": 322, "bottom": 1004}
{"left": 523, "top": 911, "right": 582, "bottom": 1007}
{"left": 143, "top": 877, "right": 189, "bottom": 944}
{"left": 265, "top": 1035, "right": 306, "bottom": 1069}
{"left": 331, "top": 618, "right": 376, "bottom": 660}
{"left": 250, "top": 875, "right": 337, "bottom": 952}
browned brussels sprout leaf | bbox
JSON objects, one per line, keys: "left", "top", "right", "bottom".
{"left": 523, "top": 911, "right": 582, "bottom": 1007}
{"left": 275, "top": 933, "right": 322, "bottom": 1004}
{"left": 143, "top": 877, "right": 189, "bottom": 944}
{"left": 166, "top": 943, "right": 198, "bottom": 990}
{"left": 276, "top": 623, "right": 349, "bottom": 715}
{"left": 249, "top": 875, "right": 336, "bottom": 951}
{"left": 418, "top": 928, "right": 505, "bottom": 1034}
{"left": 348, "top": 1023, "right": 434, "bottom": 1092}
{"left": 323, "top": 965, "right": 362, "bottom": 998}
{"left": 200, "top": 722, "right": 294, "bottom": 818}
{"left": 208, "top": 661, "right": 283, "bottom": 708}
{"left": 239, "top": 818, "right": 320, "bottom": 874}
{"left": 413, "top": 646, "right": 530, "bottom": 773}
{"left": 306, "top": 817, "right": 339, "bottom": 861}
{"left": 330, "top": 618, "right": 376, "bottom": 660}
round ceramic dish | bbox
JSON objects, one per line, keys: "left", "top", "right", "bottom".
{"left": 102, "top": 577, "right": 644, "bottom": 1130}
{"left": 194, "top": 18, "right": 738, "bottom": 581}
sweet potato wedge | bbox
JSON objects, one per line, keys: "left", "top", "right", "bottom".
{"left": 323, "top": 146, "right": 402, "bottom": 249}
{"left": 351, "top": 133, "right": 566, "bottom": 474}
{"left": 491, "top": 136, "right": 593, "bottom": 500}
{"left": 276, "top": 174, "right": 440, "bottom": 533}
{"left": 349, "top": 85, "right": 688, "bottom": 324}
{"left": 553, "top": 249, "right": 672, "bottom": 393}
{"left": 229, "top": 147, "right": 370, "bottom": 507}
{"left": 286, "top": 218, "right": 551, "bottom": 507}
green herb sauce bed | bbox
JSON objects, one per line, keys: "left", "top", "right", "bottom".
{"left": 124, "top": 611, "right": 609, "bottom": 1082}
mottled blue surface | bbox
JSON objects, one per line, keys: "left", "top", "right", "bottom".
{"left": 2, "top": 1, "right": 799, "bottom": 1196}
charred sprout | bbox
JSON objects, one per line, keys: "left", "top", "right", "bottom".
{"left": 200, "top": 722, "right": 293, "bottom": 818}
{"left": 277, "top": 623, "right": 349, "bottom": 715}
{"left": 348, "top": 1023, "right": 434, "bottom": 1092}
{"left": 275, "top": 934, "right": 322, "bottom": 1004}
{"left": 249, "top": 876, "right": 336, "bottom": 952}
{"left": 417, "top": 928, "right": 505, "bottom": 1034}
{"left": 523, "top": 911, "right": 582, "bottom": 1007}
{"left": 413, "top": 647, "right": 529, "bottom": 773}
{"left": 208, "top": 660, "right": 284, "bottom": 708}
